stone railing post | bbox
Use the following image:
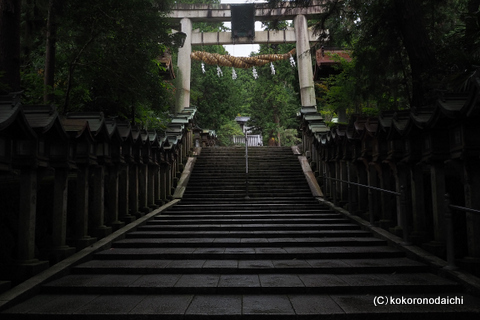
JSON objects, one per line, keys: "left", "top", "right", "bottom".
{"left": 106, "top": 164, "right": 125, "bottom": 231}
{"left": 90, "top": 165, "right": 111, "bottom": 239}
{"left": 138, "top": 163, "right": 150, "bottom": 214}
{"left": 75, "top": 166, "right": 96, "bottom": 249}
{"left": 118, "top": 165, "right": 135, "bottom": 223}
{"left": 129, "top": 163, "right": 140, "bottom": 217}
{"left": 51, "top": 167, "right": 75, "bottom": 260}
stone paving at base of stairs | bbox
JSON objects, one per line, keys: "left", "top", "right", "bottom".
{"left": 4, "top": 292, "right": 480, "bottom": 320}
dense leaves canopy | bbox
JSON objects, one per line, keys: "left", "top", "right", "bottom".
{"left": 305, "top": 0, "right": 480, "bottom": 117}
{"left": 1, "top": 0, "right": 178, "bottom": 127}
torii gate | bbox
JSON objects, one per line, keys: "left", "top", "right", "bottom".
{"left": 168, "top": 1, "right": 324, "bottom": 114}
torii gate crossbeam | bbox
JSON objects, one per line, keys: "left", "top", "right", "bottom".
{"left": 190, "top": 29, "right": 317, "bottom": 46}
{"left": 168, "top": 1, "right": 325, "bottom": 23}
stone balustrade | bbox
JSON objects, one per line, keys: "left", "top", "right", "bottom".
{"left": 300, "top": 70, "right": 480, "bottom": 277}
{"left": 0, "top": 94, "right": 215, "bottom": 285}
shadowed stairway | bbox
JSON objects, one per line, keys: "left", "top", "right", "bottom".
{"left": 2, "top": 147, "right": 480, "bottom": 319}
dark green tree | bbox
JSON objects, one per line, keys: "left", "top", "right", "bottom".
{"left": 15, "top": 0, "right": 178, "bottom": 129}
{"left": 269, "top": 0, "right": 480, "bottom": 112}
{"left": 247, "top": 40, "right": 300, "bottom": 146}
{"left": 0, "top": 0, "right": 22, "bottom": 93}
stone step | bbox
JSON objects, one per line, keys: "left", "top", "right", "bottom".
{"left": 41, "top": 273, "right": 460, "bottom": 295}
{"left": 187, "top": 178, "right": 306, "bottom": 182}
{"left": 182, "top": 190, "right": 313, "bottom": 196}
{"left": 71, "top": 257, "right": 428, "bottom": 275}
{"left": 136, "top": 223, "right": 361, "bottom": 232}
{"left": 181, "top": 194, "right": 315, "bottom": 199}
{"left": 176, "top": 197, "right": 319, "bottom": 204}
{"left": 164, "top": 204, "right": 331, "bottom": 211}
{"left": 189, "top": 172, "right": 304, "bottom": 175}
{"left": 126, "top": 229, "right": 373, "bottom": 239}
{"left": 183, "top": 186, "right": 312, "bottom": 192}
{"left": 92, "top": 246, "right": 405, "bottom": 260}
{"left": 192, "top": 163, "right": 301, "bottom": 167}
{"left": 185, "top": 181, "right": 309, "bottom": 187}
{"left": 160, "top": 209, "right": 335, "bottom": 215}
{"left": 190, "top": 165, "right": 300, "bottom": 168}
{"left": 148, "top": 218, "right": 346, "bottom": 224}
{"left": 113, "top": 237, "right": 387, "bottom": 248}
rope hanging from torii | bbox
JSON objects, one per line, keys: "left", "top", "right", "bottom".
{"left": 191, "top": 48, "right": 296, "bottom": 69}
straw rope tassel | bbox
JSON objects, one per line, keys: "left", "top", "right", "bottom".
{"left": 191, "top": 49, "right": 296, "bottom": 69}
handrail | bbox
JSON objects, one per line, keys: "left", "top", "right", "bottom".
{"left": 322, "top": 174, "right": 410, "bottom": 245}
{"left": 444, "top": 194, "right": 480, "bottom": 270}
{"left": 323, "top": 176, "right": 401, "bottom": 196}
{"left": 449, "top": 204, "right": 480, "bottom": 215}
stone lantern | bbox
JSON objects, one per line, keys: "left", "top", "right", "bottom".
{"left": 115, "top": 120, "right": 136, "bottom": 223}
{"left": 23, "top": 104, "right": 76, "bottom": 262}
{"left": 0, "top": 93, "right": 49, "bottom": 278}
{"left": 104, "top": 118, "right": 127, "bottom": 231}
{"left": 129, "top": 126, "right": 145, "bottom": 216}
{"left": 147, "top": 130, "right": 161, "bottom": 209}
{"left": 62, "top": 117, "right": 97, "bottom": 249}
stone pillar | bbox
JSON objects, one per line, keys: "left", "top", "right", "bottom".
{"left": 333, "top": 160, "right": 342, "bottom": 206}
{"left": 153, "top": 165, "right": 162, "bottom": 206}
{"left": 409, "top": 163, "right": 427, "bottom": 243}
{"left": 178, "top": 144, "right": 184, "bottom": 172}
{"left": 106, "top": 165, "right": 125, "bottom": 231}
{"left": 187, "top": 129, "right": 193, "bottom": 155}
{"left": 17, "top": 169, "right": 37, "bottom": 261}
{"left": 367, "top": 163, "right": 379, "bottom": 224}
{"left": 339, "top": 160, "right": 348, "bottom": 206}
{"left": 166, "top": 162, "right": 173, "bottom": 199}
{"left": 148, "top": 164, "right": 158, "bottom": 209}
{"left": 327, "top": 162, "right": 335, "bottom": 201}
{"left": 356, "top": 162, "right": 368, "bottom": 217}
{"left": 379, "top": 164, "right": 395, "bottom": 230}
{"left": 51, "top": 168, "right": 75, "bottom": 261}
{"left": 172, "top": 158, "right": 179, "bottom": 191}
{"left": 389, "top": 163, "right": 408, "bottom": 237}
{"left": 75, "top": 166, "right": 96, "bottom": 249}
{"left": 15, "top": 169, "right": 49, "bottom": 277}
{"left": 160, "top": 163, "right": 168, "bottom": 203}
{"left": 347, "top": 161, "right": 358, "bottom": 214}
{"left": 175, "top": 18, "right": 192, "bottom": 115}
{"left": 423, "top": 162, "right": 446, "bottom": 256}
{"left": 138, "top": 163, "right": 150, "bottom": 214}
{"left": 118, "top": 165, "right": 135, "bottom": 223}
{"left": 462, "top": 160, "right": 480, "bottom": 272}
{"left": 90, "top": 166, "right": 111, "bottom": 239}
{"left": 294, "top": 14, "right": 316, "bottom": 107}
{"left": 129, "top": 164, "right": 141, "bottom": 217}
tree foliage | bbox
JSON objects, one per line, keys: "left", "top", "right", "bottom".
{"left": 2, "top": 0, "right": 178, "bottom": 127}
{"left": 267, "top": 0, "right": 480, "bottom": 118}
{"left": 247, "top": 41, "right": 300, "bottom": 146}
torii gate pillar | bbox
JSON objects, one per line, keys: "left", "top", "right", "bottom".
{"left": 294, "top": 15, "right": 316, "bottom": 107}
{"left": 175, "top": 18, "right": 192, "bottom": 115}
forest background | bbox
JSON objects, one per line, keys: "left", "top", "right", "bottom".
{"left": 1, "top": 0, "right": 479, "bottom": 146}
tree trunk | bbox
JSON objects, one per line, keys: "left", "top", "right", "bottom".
{"left": 44, "top": 0, "right": 58, "bottom": 104}
{"left": 0, "top": 0, "right": 22, "bottom": 93}
{"left": 393, "top": 0, "right": 436, "bottom": 107}
{"left": 465, "top": 0, "right": 480, "bottom": 54}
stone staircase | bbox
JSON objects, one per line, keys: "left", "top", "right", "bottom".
{"left": 2, "top": 147, "right": 480, "bottom": 319}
